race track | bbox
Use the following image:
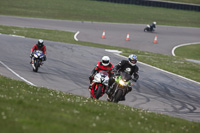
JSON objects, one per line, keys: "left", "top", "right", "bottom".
{"left": 1, "top": 15, "right": 200, "bottom": 55}
{"left": 0, "top": 16, "right": 200, "bottom": 121}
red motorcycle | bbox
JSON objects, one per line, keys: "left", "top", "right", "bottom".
{"left": 90, "top": 71, "right": 109, "bottom": 99}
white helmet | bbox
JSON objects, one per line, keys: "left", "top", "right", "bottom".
{"left": 102, "top": 56, "right": 110, "bottom": 66}
{"left": 153, "top": 21, "right": 156, "bottom": 25}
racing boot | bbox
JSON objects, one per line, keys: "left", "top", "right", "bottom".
{"left": 120, "top": 87, "right": 132, "bottom": 101}
{"left": 120, "top": 95, "right": 126, "bottom": 101}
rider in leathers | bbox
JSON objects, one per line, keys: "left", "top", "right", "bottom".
{"left": 107, "top": 54, "right": 139, "bottom": 101}
{"left": 150, "top": 21, "right": 156, "bottom": 31}
{"left": 30, "top": 39, "right": 47, "bottom": 64}
{"left": 88, "top": 56, "right": 114, "bottom": 94}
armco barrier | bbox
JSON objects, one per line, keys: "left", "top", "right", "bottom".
{"left": 95, "top": 0, "right": 200, "bottom": 11}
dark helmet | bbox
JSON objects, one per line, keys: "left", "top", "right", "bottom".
{"left": 128, "top": 54, "right": 137, "bottom": 66}
{"left": 37, "top": 39, "right": 44, "bottom": 47}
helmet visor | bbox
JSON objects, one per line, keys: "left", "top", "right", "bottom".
{"left": 130, "top": 60, "right": 136, "bottom": 64}
{"left": 102, "top": 60, "right": 109, "bottom": 64}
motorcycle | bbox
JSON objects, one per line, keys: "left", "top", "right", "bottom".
{"left": 144, "top": 24, "right": 155, "bottom": 32}
{"left": 31, "top": 50, "right": 44, "bottom": 72}
{"left": 90, "top": 71, "right": 109, "bottom": 99}
{"left": 109, "top": 72, "right": 132, "bottom": 103}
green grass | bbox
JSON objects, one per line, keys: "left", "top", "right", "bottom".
{"left": 0, "top": 0, "right": 200, "bottom": 27}
{"left": 0, "top": 25, "right": 200, "bottom": 82}
{"left": 175, "top": 44, "right": 200, "bottom": 60}
{"left": 0, "top": 75, "right": 200, "bottom": 133}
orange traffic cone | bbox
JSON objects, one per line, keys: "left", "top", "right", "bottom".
{"left": 126, "top": 33, "right": 130, "bottom": 41}
{"left": 154, "top": 35, "right": 157, "bottom": 43}
{"left": 102, "top": 30, "right": 106, "bottom": 39}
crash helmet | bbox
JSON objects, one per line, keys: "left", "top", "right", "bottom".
{"left": 102, "top": 56, "right": 110, "bottom": 66}
{"left": 128, "top": 54, "right": 137, "bottom": 66}
{"left": 153, "top": 21, "right": 157, "bottom": 25}
{"left": 37, "top": 39, "right": 44, "bottom": 47}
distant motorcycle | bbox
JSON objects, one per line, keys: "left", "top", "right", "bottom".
{"left": 109, "top": 72, "right": 132, "bottom": 103}
{"left": 90, "top": 71, "right": 109, "bottom": 99}
{"left": 144, "top": 24, "right": 155, "bottom": 32}
{"left": 31, "top": 50, "right": 44, "bottom": 72}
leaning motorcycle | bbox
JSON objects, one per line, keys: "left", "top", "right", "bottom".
{"left": 144, "top": 25, "right": 154, "bottom": 32}
{"left": 31, "top": 50, "right": 44, "bottom": 72}
{"left": 109, "top": 72, "right": 132, "bottom": 103}
{"left": 90, "top": 71, "right": 109, "bottom": 99}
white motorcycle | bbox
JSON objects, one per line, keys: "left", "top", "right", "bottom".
{"left": 90, "top": 71, "right": 109, "bottom": 99}
{"left": 31, "top": 50, "right": 44, "bottom": 72}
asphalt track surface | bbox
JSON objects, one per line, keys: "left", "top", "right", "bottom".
{"left": 0, "top": 16, "right": 200, "bottom": 121}
{"left": 1, "top": 15, "right": 200, "bottom": 55}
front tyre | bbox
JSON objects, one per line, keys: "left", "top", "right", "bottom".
{"left": 95, "top": 85, "right": 103, "bottom": 99}
{"left": 113, "top": 89, "right": 123, "bottom": 103}
{"left": 33, "top": 59, "right": 39, "bottom": 72}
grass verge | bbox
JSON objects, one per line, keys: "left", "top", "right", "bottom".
{"left": 0, "top": 0, "right": 200, "bottom": 27}
{"left": 0, "top": 75, "right": 200, "bottom": 133}
{"left": 0, "top": 25, "right": 199, "bottom": 82}
{"left": 175, "top": 44, "right": 200, "bottom": 60}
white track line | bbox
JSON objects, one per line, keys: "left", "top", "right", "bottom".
{"left": 10, "top": 34, "right": 25, "bottom": 38}
{"left": 105, "top": 49, "right": 200, "bottom": 85}
{"left": 0, "top": 33, "right": 25, "bottom": 38}
{"left": 74, "top": 31, "right": 80, "bottom": 41}
{"left": 172, "top": 42, "right": 200, "bottom": 56}
{"left": 0, "top": 61, "right": 36, "bottom": 86}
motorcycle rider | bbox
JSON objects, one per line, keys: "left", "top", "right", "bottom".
{"left": 88, "top": 56, "right": 114, "bottom": 94}
{"left": 150, "top": 21, "right": 156, "bottom": 31}
{"left": 30, "top": 39, "right": 47, "bottom": 64}
{"left": 106, "top": 54, "right": 139, "bottom": 101}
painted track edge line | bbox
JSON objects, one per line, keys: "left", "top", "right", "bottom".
{"left": 172, "top": 42, "right": 200, "bottom": 56}
{"left": 0, "top": 61, "right": 36, "bottom": 86}
{"left": 107, "top": 51, "right": 200, "bottom": 85}
{"left": 74, "top": 31, "right": 80, "bottom": 41}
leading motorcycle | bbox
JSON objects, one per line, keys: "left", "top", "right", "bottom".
{"left": 144, "top": 25, "right": 155, "bottom": 32}
{"left": 109, "top": 72, "right": 132, "bottom": 103}
{"left": 90, "top": 71, "right": 109, "bottom": 99}
{"left": 31, "top": 50, "right": 44, "bottom": 72}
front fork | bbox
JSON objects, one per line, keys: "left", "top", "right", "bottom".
{"left": 112, "top": 84, "right": 127, "bottom": 97}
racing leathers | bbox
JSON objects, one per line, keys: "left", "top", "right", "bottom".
{"left": 150, "top": 23, "right": 156, "bottom": 31}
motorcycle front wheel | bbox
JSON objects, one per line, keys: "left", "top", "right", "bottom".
{"left": 33, "top": 59, "right": 39, "bottom": 72}
{"left": 113, "top": 89, "right": 123, "bottom": 103}
{"left": 95, "top": 85, "right": 103, "bottom": 99}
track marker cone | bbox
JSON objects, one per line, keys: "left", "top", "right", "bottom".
{"left": 126, "top": 33, "right": 130, "bottom": 41}
{"left": 154, "top": 35, "right": 158, "bottom": 44}
{"left": 102, "top": 30, "right": 106, "bottom": 39}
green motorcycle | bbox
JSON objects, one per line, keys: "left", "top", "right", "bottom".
{"left": 110, "top": 72, "right": 132, "bottom": 103}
